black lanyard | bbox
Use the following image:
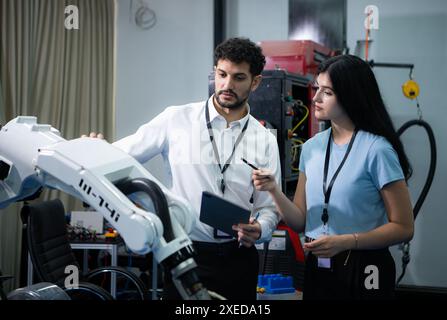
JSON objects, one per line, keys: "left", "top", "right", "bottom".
{"left": 205, "top": 99, "right": 250, "bottom": 194}
{"left": 321, "top": 128, "right": 358, "bottom": 226}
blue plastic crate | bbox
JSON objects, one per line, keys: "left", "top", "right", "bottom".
{"left": 258, "top": 274, "right": 295, "bottom": 294}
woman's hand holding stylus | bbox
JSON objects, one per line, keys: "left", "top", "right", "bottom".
{"left": 252, "top": 169, "right": 277, "bottom": 193}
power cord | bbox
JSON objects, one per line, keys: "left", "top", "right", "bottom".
{"left": 130, "top": 0, "right": 157, "bottom": 30}
{"left": 396, "top": 118, "right": 436, "bottom": 285}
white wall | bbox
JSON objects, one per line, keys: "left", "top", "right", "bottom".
{"left": 115, "top": 0, "right": 213, "bottom": 184}
{"left": 347, "top": 0, "right": 447, "bottom": 288}
{"left": 226, "top": 0, "right": 289, "bottom": 42}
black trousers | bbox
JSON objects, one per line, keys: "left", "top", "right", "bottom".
{"left": 304, "top": 247, "right": 396, "bottom": 300}
{"left": 163, "top": 240, "right": 259, "bottom": 300}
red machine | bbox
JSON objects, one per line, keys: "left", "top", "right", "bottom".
{"left": 259, "top": 40, "right": 333, "bottom": 138}
{"left": 260, "top": 40, "right": 333, "bottom": 76}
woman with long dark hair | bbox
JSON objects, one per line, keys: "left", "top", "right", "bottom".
{"left": 252, "top": 54, "right": 414, "bottom": 299}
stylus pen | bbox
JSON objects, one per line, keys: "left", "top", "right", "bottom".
{"left": 239, "top": 212, "right": 260, "bottom": 248}
{"left": 252, "top": 211, "right": 260, "bottom": 223}
{"left": 242, "top": 158, "right": 270, "bottom": 181}
{"left": 241, "top": 157, "right": 259, "bottom": 170}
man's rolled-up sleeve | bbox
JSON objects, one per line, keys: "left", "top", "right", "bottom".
{"left": 254, "top": 133, "right": 282, "bottom": 244}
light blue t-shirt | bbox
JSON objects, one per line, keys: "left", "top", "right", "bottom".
{"left": 299, "top": 128, "right": 405, "bottom": 239}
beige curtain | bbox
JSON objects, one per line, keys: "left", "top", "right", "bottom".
{"left": 0, "top": 0, "right": 115, "bottom": 292}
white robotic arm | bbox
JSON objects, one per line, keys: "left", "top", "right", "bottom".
{"left": 0, "top": 116, "right": 209, "bottom": 299}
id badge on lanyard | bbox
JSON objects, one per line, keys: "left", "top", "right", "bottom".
{"left": 317, "top": 129, "right": 358, "bottom": 270}
{"left": 317, "top": 221, "right": 331, "bottom": 269}
{"left": 317, "top": 257, "right": 331, "bottom": 269}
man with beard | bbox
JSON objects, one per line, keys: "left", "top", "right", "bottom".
{"left": 112, "top": 38, "right": 281, "bottom": 300}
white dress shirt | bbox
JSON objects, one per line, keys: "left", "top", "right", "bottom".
{"left": 113, "top": 95, "right": 281, "bottom": 243}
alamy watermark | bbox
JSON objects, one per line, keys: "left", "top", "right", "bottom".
{"left": 167, "top": 124, "right": 277, "bottom": 167}
{"left": 65, "top": 5, "right": 79, "bottom": 30}
{"left": 364, "top": 264, "right": 379, "bottom": 290}
{"left": 364, "top": 5, "right": 379, "bottom": 30}
{"left": 64, "top": 264, "right": 79, "bottom": 289}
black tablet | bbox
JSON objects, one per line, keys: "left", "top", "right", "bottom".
{"left": 199, "top": 191, "right": 251, "bottom": 237}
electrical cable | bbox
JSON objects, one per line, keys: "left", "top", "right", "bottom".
{"left": 115, "top": 178, "right": 175, "bottom": 241}
{"left": 115, "top": 178, "right": 210, "bottom": 300}
{"left": 366, "top": 60, "right": 435, "bottom": 287}
{"left": 365, "top": 8, "right": 372, "bottom": 61}
{"left": 396, "top": 119, "right": 437, "bottom": 285}
{"left": 290, "top": 101, "right": 308, "bottom": 171}
{"left": 291, "top": 142, "right": 303, "bottom": 171}
{"left": 130, "top": 0, "right": 157, "bottom": 30}
{"left": 290, "top": 102, "right": 309, "bottom": 134}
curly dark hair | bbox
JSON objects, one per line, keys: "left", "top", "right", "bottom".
{"left": 214, "top": 37, "right": 266, "bottom": 77}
